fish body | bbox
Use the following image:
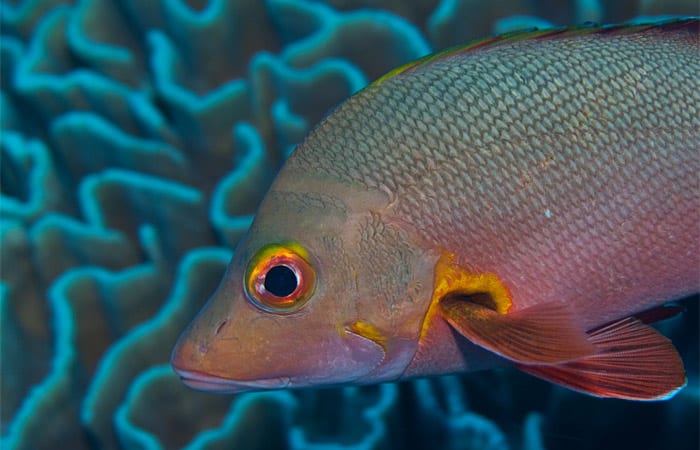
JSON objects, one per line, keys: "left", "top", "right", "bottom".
{"left": 172, "top": 20, "right": 700, "bottom": 400}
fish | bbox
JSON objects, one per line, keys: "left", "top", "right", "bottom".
{"left": 172, "top": 19, "right": 700, "bottom": 400}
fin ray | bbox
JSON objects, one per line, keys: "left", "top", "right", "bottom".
{"left": 516, "top": 317, "right": 686, "bottom": 400}
{"left": 439, "top": 298, "right": 595, "bottom": 364}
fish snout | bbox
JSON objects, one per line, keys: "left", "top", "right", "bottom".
{"left": 170, "top": 329, "right": 272, "bottom": 393}
{"left": 170, "top": 329, "right": 207, "bottom": 380}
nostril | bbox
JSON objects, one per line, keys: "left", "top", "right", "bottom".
{"left": 214, "top": 320, "right": 228, "bottom": 336}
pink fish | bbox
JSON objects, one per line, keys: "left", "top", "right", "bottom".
{"left": 172, "top": 20, "right": 699, "bottom": 400}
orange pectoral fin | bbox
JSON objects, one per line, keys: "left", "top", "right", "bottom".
{"left": 516, "top": 317, "right": 687, "bottom": 401}
{"left": 439, "top": 297, "right": 596, "bottom": 364}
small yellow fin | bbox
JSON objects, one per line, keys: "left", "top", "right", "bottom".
{"left": 347, "top": 321, "right": 387, "bottom": 350}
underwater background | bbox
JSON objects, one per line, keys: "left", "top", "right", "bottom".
{"left": 0, "top": 0, "right": 698, "bottom": 449}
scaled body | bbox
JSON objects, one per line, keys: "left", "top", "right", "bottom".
{"left": 173, "top": 20, "right": 699, "bottom": 400}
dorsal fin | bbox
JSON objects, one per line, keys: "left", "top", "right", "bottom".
{"left": 375, "top": 18, "right": 699, "bottom": 85}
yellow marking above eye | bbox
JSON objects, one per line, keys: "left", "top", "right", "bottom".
{"left": 244, "top": 242, "right": 316, "bottom": 313}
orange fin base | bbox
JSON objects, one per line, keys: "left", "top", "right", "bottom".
{"left": 439, "top": 297, "right": 595, "bottom": 364}
{"left": 516, "top": 317, "right": 687, "bottom": 401}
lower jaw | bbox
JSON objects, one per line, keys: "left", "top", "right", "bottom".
{"left": 175, "top": 369, "right": 291, "bottom": 393}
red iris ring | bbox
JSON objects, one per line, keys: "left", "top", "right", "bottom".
{"left": 245, "top": 245, "right": 316, "bottom": 313}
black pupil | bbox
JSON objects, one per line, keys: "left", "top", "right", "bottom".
{"left": 264, "top": 265, "right": 298, "bottom": 297}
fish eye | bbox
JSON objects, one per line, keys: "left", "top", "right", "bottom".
{"left": 264, "top": 265, "right": 297, "bottom": 297}
{"left": 244, "top": 243, "right": 316, "bottom": 313}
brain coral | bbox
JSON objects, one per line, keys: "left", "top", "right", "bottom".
{"left": 1, "top": 1, "right": 698, "bottom": 450}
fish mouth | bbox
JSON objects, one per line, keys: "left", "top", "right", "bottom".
{"left": 175, "top": 369, "right": 291, "bottom": 393}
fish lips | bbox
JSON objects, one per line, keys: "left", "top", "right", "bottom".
{"left": 171, "top": 326, "right": 386, "bottom": 393}
{"left": 175, "top": 368, "right": 291, "bottom": 393}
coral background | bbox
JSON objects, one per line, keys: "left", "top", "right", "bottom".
{"left": 1, "top": 1, "right": 698, "bottom": 449}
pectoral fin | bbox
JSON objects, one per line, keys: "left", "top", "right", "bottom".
{"left": 516, "top": 317, "right": 687, "bottom": 400}
{"left": 439, "top": 297, "right": 596, "bottom": 364}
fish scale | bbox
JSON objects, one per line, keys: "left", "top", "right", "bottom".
{"left": 173, "top": 21, "right": 699, "bottom": 400}
{"left": 285, "top": 22, "right": 699, "bottom": 327}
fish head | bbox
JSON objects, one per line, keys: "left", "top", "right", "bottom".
{"left": 171, "top": 167, "right": 437, "bottom": 393}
